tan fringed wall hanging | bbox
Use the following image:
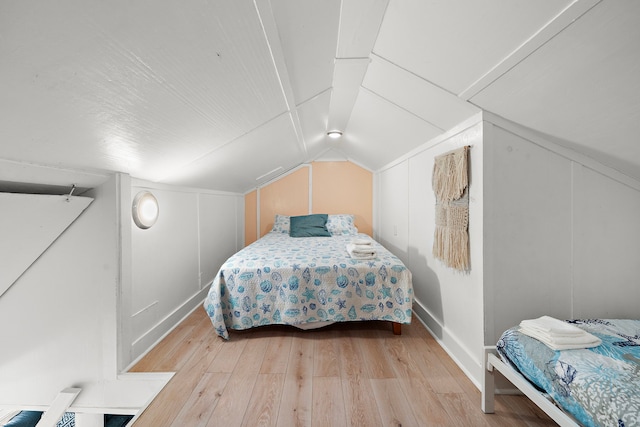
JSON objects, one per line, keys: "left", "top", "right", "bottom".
{"left": 432, "top": 145, "right": 470, "bottom": 271}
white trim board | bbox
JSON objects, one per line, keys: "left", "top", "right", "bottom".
{"left": 129, "top": 287, "right": 209, "bottom": 365}
{"left": 412, "top": 298, "right": 483, "bottom": 390}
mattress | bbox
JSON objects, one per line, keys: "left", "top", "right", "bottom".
{"left": 497, "top": 319, "right": 640, "bottom": 427}
{"left": 203, "top": 232, "right": 413, "bottom": 339}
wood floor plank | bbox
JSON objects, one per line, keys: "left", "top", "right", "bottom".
{"left": 206, "top": 334, "right": 248, "bottom": 373}
{"left": 371, "top": 378, "right": 420, "bottom": 426}
{"left": 130, "top": 310, "right": 556, "bottom": 427}
{"left": 205, "top": 370, "right": 258, "bottom": 427}
{"left": 341, "top": 378, "right": 382, "bottom": 427}
{"left": 437, "top": 392, "right": 492, "bottom": 427}
{"left": 205, "top": 336, "right": 268, "bottom": 426}
{"left": 241, "top": 373, "right": 285, "bottom": 427}
{"left": 311, "top": 377, "right": 347, "bottom": 427}
{"left": 277, "top": 378, "right": 311, "bottom": 427}
{"left": 383, "top": 334, "right": 426, "bottom": 379}
{"left": 260, "top": 332, "right": 294, "bottom": 374}
{"left": 129, "top": 324, "right": 195, "bottom": 372}
{"left": 355, "top": 329, "right": 396, "bottom": 379}
{"left": 313, "top": 329, "right": 341, "bottom": 378}
{"left": 184, "top": 308, "right": 210, "bottom": 326}
{"left": 155, "top": 314, "right": 213, "bottom": 372}
{"left": 496, "top": 395, "right": 558, "bottom": 427}
{"left": 414, "top": 345, "right": 465, "bottom": 394}
{"left": 285, "top": 333, "right": 315, "bottom": 380}
{"left": 136, "top": 308, "right": 217, "bottom": 371}
{"left": 338, "top": 331, "right": 368, "bottom": 379}
{"left": 237, "top": 332, "right": 270, "bottom": 375}
{"left": 169, "top": 372, "right": 230, "bottom": 427}
{"left": 133, "top": 333, "right": 224, "bottom": 426}
{"left": 399, "top": 376, "right": 453, "bottom": 426}
{"left": 277, "top": 333, "right": 315, "bottom": 427}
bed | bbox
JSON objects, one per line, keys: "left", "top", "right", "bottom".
{"left": 482, "top": 318, "right": 640, "bottom": 427}
{"left": 203, "top": 214, "right": 413, "bottom": 339}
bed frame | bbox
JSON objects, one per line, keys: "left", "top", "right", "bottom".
{"left": 481, "top": 347, "right": 579, "bottom": 427}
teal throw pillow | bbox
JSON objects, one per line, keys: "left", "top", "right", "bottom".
{"left": 289, "top": 214, "right": 331, "bottom": 237}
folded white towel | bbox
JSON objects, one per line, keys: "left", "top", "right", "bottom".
{"left": 519, "top": 316, "right": 601, "bottom": 350}
{"left": 520, "top": 316, "right": 584, "bottom": 336}
{"left": 346, "top": 243, "right": 376, "bottom": 260}
{"left": 351, "top": 238, "right": 371, "bottom": 246}
{"left": 519, "top": 327, "right": 601, "bottom": 350}
{"left": 351, "top": 244, "right": 374, "bottom": 252}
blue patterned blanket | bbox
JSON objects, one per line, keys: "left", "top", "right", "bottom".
{"left": 204, "top": 232, "right": 413, "bottom": 339}
{"left": 498, "top": 319, "right": 640, "bottom": 427}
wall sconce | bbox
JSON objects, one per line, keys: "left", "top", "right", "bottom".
{"left": 132, "top": 191, "right": 159, "bottom": 229}
{"left": 327, "top": 130, "right": 342, "bottom": 139}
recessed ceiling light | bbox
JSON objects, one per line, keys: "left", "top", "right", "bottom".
{"left": 327, "top": 130, "right": 342, "bottom": 139}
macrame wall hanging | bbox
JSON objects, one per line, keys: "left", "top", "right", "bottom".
{"left": 432, "top": 145, "right": 470, "bottom": 271}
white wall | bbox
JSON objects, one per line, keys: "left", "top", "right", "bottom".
{"left": 377, "top": 118, "right": 485, "bottom": 385}
{"left": 122, "top": 180, "right": 244, "bottom": 367}
{"left": 377, "top": 112, "right": 640, "bottom": 390}
{"left": 484, "top": 117, "right": 640, "bottom": 346}
{"left": 376, "top": 162, "right": 409, "bottom": 262}
{"left": 483, "top": 124, "right": 574, "bottom": 343}
{"left": 572, "top": 165, "right": 640, "bottom": 318}
{"left": 0, "top": 179, "right": 116, "bottom": 407}
{"left": 0, "top": 170, "right": 244, "bottom": 412}
{"left": 0, "top": 174, "right": 170, "bottom": 413}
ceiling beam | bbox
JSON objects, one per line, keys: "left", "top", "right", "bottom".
{"left": 336, "top": 0, "right": 389, "bottom": 58}
{"left": 459, "top": 0, "right": 602, "bottom": 100}
{"left": 326, "top": 0, "right": 389, "bottom": 134}
{"left": 254, "top": 0, "right": 308, "bottom": 156}
{"left": 327, "top": 58, "right": 370, "bottom": 133}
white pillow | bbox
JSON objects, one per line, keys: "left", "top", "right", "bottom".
{"left": 326, "top": 214, "right": 358, "bottom": 235}
{"left": 271, "top": 214, "right": 290, "bottom": 233}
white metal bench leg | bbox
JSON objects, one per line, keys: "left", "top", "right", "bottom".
{"left": 482, "top": 347, "right": 496, "bottom": 414}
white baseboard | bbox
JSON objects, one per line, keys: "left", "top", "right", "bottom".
{"left": 128, "top": 287, "right": 209, "bottom": 370}
{"left": 411, "top": 297, "right": 483, "bottom": 390}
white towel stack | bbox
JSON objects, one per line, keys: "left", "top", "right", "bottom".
{"left": 519, "top": 316, "right": 601, "bottom": 350}
{"left": 346, "top": 238, "right": 377, "bottom": 260}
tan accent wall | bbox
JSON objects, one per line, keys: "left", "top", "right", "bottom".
{"left": 259, "top": 166, "right": 310, "bottom": 238}
{"left": 244, "top": 162, "right": 373, "bottom": 246}
{"left": 244, "top": 190, "right": 257, "bottom": 246}
{"left": 311, "top": 161, "right": 373, "bottom": 236}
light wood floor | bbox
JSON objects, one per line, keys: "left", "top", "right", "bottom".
{"left": 130, "top": 308, "right": 555, "bottom": 426}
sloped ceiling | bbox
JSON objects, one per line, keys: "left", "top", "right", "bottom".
{"left": 1, "top": 0, "right": 639, "bottom": 193}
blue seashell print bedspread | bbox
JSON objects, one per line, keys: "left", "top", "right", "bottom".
{"left": 204, "top": 232, "right": 413, "bottom": 339}
{"left": 497, "top": 319, "right": 640, "bottom": 427}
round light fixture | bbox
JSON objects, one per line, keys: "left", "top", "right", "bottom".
{"left": 132, "top": 191, "right": 159, "bottom": 229}
{"left": 327, "top": 130, "right": 343, "bottom": 139}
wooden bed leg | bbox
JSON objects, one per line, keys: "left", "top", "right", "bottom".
{"left": 392, "top": 322, "right": 402, "bottom": 335}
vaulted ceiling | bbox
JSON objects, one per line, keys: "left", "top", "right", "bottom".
{"left": 1, "top": 0, "right": 639, "bottom": 193}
